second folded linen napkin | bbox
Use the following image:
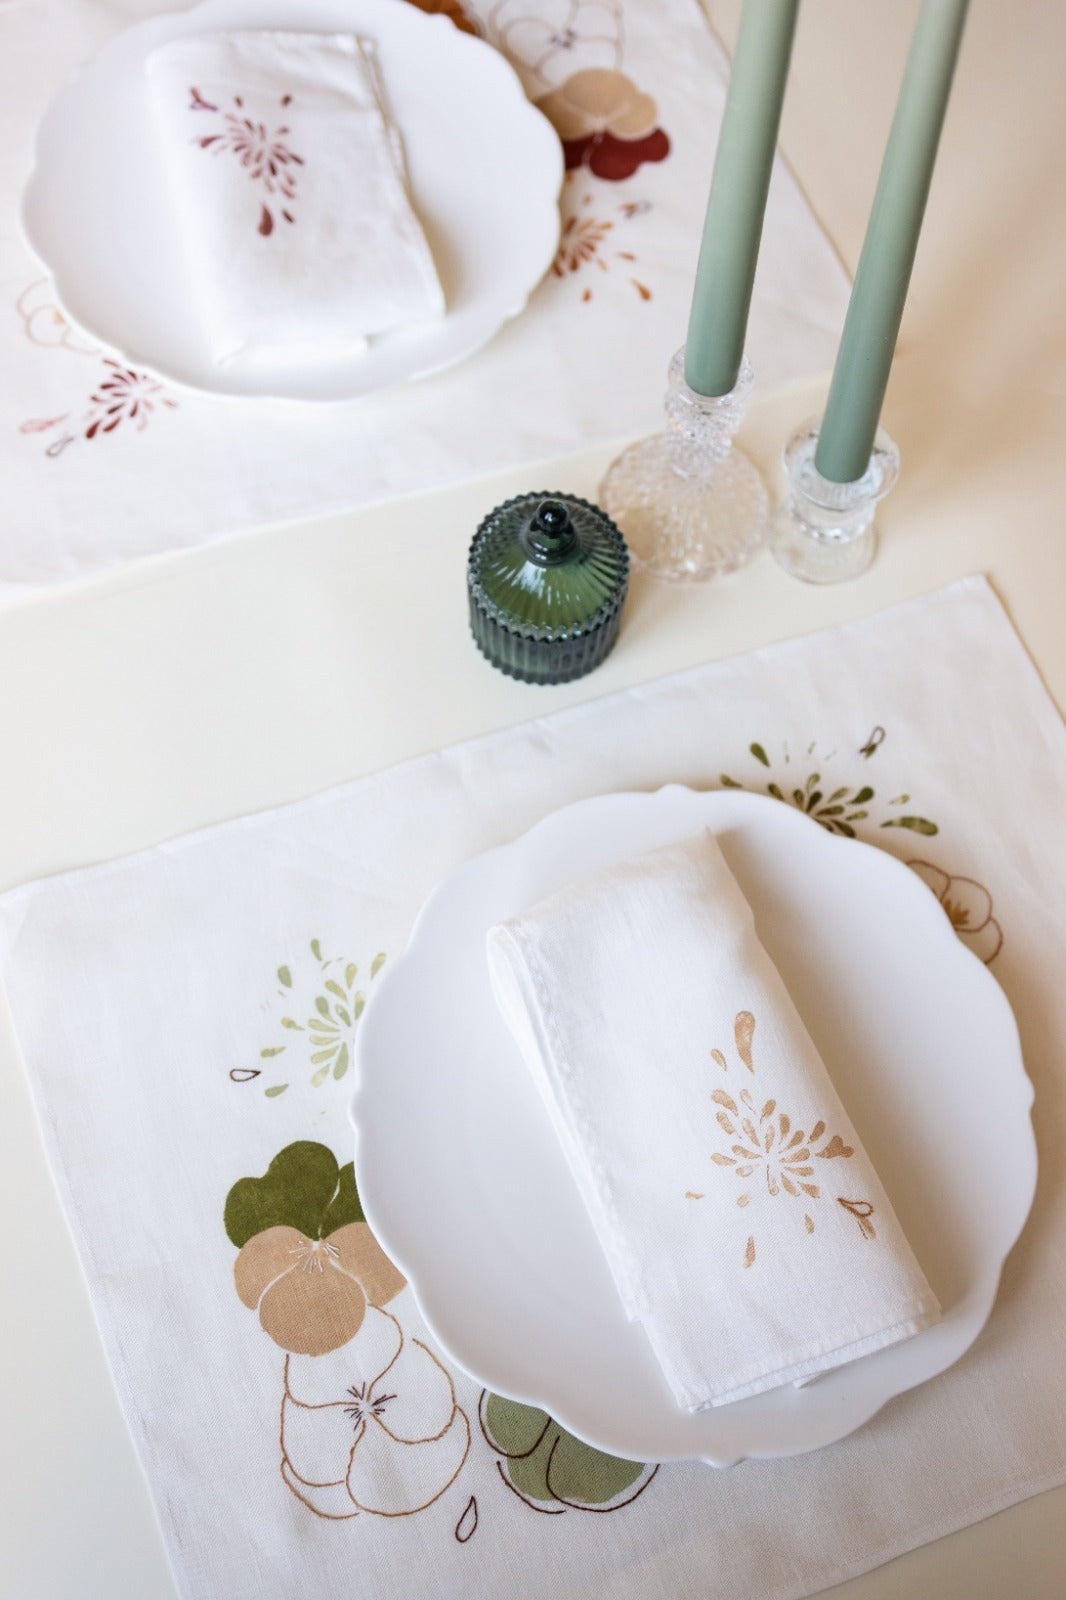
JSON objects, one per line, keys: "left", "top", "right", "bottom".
{"left": 144, "top": 30, "right": 445, "bottom": 366}
{"left": 487, "top": 830, "right": 941, "bottom": 1410}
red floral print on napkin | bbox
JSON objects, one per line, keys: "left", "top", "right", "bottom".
{"left": 189, "top": 88, "right": 304, "bottom": 236}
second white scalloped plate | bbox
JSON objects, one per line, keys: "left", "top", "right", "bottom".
{"left": 352, "top": 788, "right": 1036, "bottom": 1465}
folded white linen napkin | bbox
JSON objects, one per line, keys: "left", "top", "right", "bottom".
{"left": 144, "top": 30, "right": 445, "bottom": 366}
{"left": 487, "top": 830, "right": 941, "bottom": 1410}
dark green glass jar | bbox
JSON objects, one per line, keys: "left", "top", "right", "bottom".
{"left": 467, "top": 493, "right": 629, "bottom": 685}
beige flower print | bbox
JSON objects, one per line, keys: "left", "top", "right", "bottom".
{"left": 537, "top": 67, "right": 658, "bottom": 144}
{"left": 234, "top": 1220, "right": 405, "bottom": 1355}
{"left": 706, "top": 1011, "right": 870, "bottom": 1266}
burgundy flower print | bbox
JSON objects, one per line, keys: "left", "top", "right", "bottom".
{"left": 84, "top": 361, "right": 179, "bottom": 439}
{"left": 190, "top": 88, "right": 304, "bottom": 236}
{"left": 536, "top": 69, "right": 670, "bottom": 182}
{"left": 20, "top": 360, "right": 178, "bottom": 458}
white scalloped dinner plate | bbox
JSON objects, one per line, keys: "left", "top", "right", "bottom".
{"left": 20, "top": 0, "right": 562, "bottom": 400}
{"left": 351, "top": 788, "right": 1036, "bottom": 1465}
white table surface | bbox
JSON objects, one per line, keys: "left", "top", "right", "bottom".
{"left": 2, "top": 1, "right": 1065, "bottom": 1595}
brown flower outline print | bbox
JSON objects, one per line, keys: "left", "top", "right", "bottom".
{"left": 189, "top": 86, "right": 304, "bottom": 235}
{"left": 907, "top": 861, "right": 1003, "bottom": 964}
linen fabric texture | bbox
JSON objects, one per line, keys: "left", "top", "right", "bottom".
{"left": 488, "top": 831, "right": 940, "bottom": 1409}
{"left": 145, "top": 30, "right": 444, "bottom": 365}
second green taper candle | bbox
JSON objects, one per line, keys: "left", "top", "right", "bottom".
{"left": 814, "top": 0, "right": 969, "bottom": 483}
{"left": 684, "top": 0, "right": 799, "bottom": 399}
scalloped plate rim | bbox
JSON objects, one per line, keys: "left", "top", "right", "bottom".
{"left": 351, "top": 786, "right": 1036, "bottom": 1466}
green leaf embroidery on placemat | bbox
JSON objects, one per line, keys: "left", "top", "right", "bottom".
{"left": 479, "top": 1392, "right": 656, "bottom": 1512}
{"left": 229, "top": 942, "right": 388, "bottom": 1095}
{"left": 719, "top": 730, "right": 938, "bottom": 839}
{"left": 224, "top": 1140, "right": 364, "bottom": 1247}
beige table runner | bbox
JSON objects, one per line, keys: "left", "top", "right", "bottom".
{"left": 1, "top": 577, "right": 1063, "bottom": 1598}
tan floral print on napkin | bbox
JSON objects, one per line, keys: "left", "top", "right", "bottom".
{"left": 704, "top": 1011, "right": 875, "bottom": 1266}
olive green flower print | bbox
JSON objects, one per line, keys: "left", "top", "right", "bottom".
{"left": 230, "top": 941, "right": 387, "bottom": 1097}
{"left": 719, "top": 729, "right": 938, "bottom": 839}
{"left": 478, "top": 1392, "right": 657, "bottom": 1513}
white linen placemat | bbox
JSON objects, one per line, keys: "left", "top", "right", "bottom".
{"left": 0, "top": 0, "right": 849, "bottom": 597}
{"left": 1, "top": 576, "right": 1064, "bottom": 1600}
{"left": 145, "top": 30, "right": 445, "bottom": 364}
{"left": 487, "top": 831, "right": 941, "bottom": 1409}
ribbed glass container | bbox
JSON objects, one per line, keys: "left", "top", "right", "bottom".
{"left": 467, "top": 493, "right": 630, "bottom": 685}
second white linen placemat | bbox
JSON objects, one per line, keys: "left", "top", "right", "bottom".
{"left": 0, "top": 578, "right": 1064, "bottom": 1600}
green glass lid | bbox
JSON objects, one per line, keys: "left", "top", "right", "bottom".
{"left": 467, "top": 493, "right": 629, "bottom": 643}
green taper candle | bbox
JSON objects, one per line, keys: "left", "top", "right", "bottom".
{"left": 684, "top": 0, "right": 799, "bottom": 398}
{"left": 814, "top": 0, "right": 969, "bottom": 483}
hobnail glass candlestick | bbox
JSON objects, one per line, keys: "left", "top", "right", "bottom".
{"left": 769, "top": 420, "right": 900, "bottom": 584}
{"left": 599, "top": 348, "right": 768, "bottom": 582}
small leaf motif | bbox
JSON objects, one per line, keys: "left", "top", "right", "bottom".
{"left": 816, "top": 1134, "right": 854, "bottom": 1160}
{"left": 837, "top": 1197, "right": 876, "bottom": 1238}
{"left": 454, "top": 1496, "right": 478, "bottom": 1543}
{"left": 734, "top": 1011, "right": 756, "bottom": 1071}
{"left": 882, "top": 815, "right": 938, "bottom": 836}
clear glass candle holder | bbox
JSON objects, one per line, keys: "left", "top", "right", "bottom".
{"left": 769, "top": 420, "right": 900, "bottom": 584}
{"left": 599, "top": 348, "right": 769, "bottom": 582}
